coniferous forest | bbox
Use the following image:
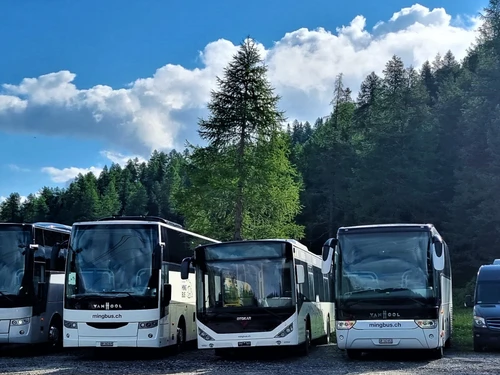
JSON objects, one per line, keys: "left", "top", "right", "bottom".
{"left": 2, "top": 1, "right": 500, "bottom": 289}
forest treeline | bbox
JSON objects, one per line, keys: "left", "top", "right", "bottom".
{"left": 2, "top": 1, "right": 500, "bottom": 286}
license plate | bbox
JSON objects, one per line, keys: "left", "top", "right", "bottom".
{"left": 379, "top": 338, "right": 393, "bottom": 344}
{"left": 100, "top": 341, "right": 114, "bottom": 347}
{"left": 238, "top": 341, "right": 251, "bottom": 347}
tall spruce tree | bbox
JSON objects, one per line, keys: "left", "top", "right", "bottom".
{"left": 177, "top": 37, "right": 304, "bottom": 240}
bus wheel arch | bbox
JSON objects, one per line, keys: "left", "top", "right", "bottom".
{"left": 298, "top": 315, "right": 311, "bottom": 356}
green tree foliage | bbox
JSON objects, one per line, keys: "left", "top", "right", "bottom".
{"left": 2, "top": 1, "right": 500, "bottom": 286}
{"left": 177, "top": 38, "right": 304, "bottom": 241}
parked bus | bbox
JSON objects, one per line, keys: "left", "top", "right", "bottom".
{"left": 62, "top": 216, "right": 219, "bottom": 350}
{"left": 321, "top": 224, "right": 452, "bottom": 359}
{"left": 0, "top": 222, "right": 71, "bottom": 348}
{"left": 180, "top": 239, "right": 335, "bottom": 356}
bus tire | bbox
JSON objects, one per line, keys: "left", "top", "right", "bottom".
{"left": 48, "top": 315, "right": 63, "bottom": 349}
{"left": 175, "top": 317, "right": 186, "bottom": 353}
{"left": 430, "top": 345, "right": 443, "bottom": 359}
{"left": 298, "top": 318, "right": 311, "bottom": 356}
{"left": 318, "top": 318, "right": 331, "bottom": 345}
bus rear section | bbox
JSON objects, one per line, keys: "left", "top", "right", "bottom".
{"left": 63, "top": 216, "right": 219, "bottom": 350}
{"left": 321, "top": 224, "right": 452, "bottom": 359}
{"left": 181, "top": 239, "right": 334, "bottom": 356}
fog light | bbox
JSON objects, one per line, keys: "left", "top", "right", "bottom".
{"left": 429, "top": 334, "right": 434, "bottom": 339}
{"left": 148, "top": 333, "right": 153, "bottom": 338}
{"left": 19, "top": 330, "right": 24, "bottom": 335}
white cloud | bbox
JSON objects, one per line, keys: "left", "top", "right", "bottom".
{"left": 41, "top": 166, "right": 103, "bottom": 183}
{"left": 0, "top": 195, "right": 27, "bottom": 204}
{"left": 8, "top": 164, "right": 30, "bottom": 172}
{"left": 100, "top": 150, "right": 147, "bottom": 165}
{"left": 0, "top": 3, "right": 482, "bottom": 156}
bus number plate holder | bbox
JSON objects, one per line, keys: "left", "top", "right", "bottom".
{"left": 100, "top": 341, "right": 114, "bottom": 347}
{"left": 238, "top": 341, "right": 251, "bottom": 347}
{"left": 379, "top": 338, "right": 393, "bottom": 344}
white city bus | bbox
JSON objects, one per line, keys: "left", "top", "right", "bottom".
{"left": 0, "top": 222, "right": 71, "bottom": 348}
{"left": 321, "top": 223, "right": 452, "bottom": 359}
{"left": 180, "top": 239, "right": 335, "bottom": 356}
{"left": 62, "top": 216, "right": 219, "bottom": 350}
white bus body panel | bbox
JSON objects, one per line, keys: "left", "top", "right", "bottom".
{"left": 0, "top": 307, "right": 33, "bottom": 344}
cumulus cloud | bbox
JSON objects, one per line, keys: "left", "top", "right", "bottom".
{"left": 100, "top": 150, "right": 147, "bottom": 165}
{"left": 41, "top": 166, "right": 103, "bottom": 183}
{"left": 0, "top": 3, "right": 481, "bottom": 157}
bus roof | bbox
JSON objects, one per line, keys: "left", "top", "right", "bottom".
{"left": 72, "top": 217, "right": 220, "bottom": 244}
{"left": 477, "top": 265, "right": 500, "bottom": 281}
{"left": 338, "top": 223, "right": 435, "bottom": 234}
{"left": 0, "top": 222, "right": 72, "bottom": 233}
{"left": 201, "top": 238, "right": 309, "bottom": 251}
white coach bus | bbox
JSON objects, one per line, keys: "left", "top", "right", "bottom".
{"left": 180, "top": 239, "right": 335, "bottom": 356}
{"left": 321, "top": 223, "right": 452, "bottom": 359}
{"left": 0, "top": 222, "right": 71, "bottom": 348}
{"left": 62, "top": 216, "right": 219, "bottom": 350}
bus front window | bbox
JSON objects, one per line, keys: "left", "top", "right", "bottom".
{"left": 0, "top": 225, "right": 30, "bottom": 296}
{"left": 66, "top": 224, "right": 158, "bottom": 299}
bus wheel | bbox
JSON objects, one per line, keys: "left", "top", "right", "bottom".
{"left": 48, "top": 318, "right": 62, "bottom": 349}
{"left": 176, "top": 325, "right": 185, "bottom": 352}
{"left": 319, "top": 320, "right": 331, "bottom": 345}
{"left": 430, "top": 345, "right": 443, "bottom": 359}
{"left": 298, "top": 327, "right": 311, "bottom": 356}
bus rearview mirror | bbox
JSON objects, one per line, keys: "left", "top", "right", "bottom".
{"left": 296, "top": 265, "right": 305, "bottom": 284}
{"left": 465, "top": 294, "right": 473, "bottom": 308}
{"left": 432, "top": 241, "right": 444, "bottom": 271}
{"left": 321, "top": 238, "right": 337, "bottom": 274}
{"left": 180, "top": 257, "right": 192, "bottom": 280}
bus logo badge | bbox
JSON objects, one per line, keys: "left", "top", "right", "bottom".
{"left": 237, "top": 317, "right": 251, "bottom": 327}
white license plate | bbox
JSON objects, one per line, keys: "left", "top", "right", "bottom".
{"left": 379, "top": 338, "right": 393, "bottom": 344}
{"left": 100, "top": 341, "right": 114, "bottom": 347}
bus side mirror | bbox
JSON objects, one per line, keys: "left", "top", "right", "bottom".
{"left": 153, "top": 243, "right": 163, "bottom": 270}
{"left": 322, "top": 238, "right": 337, "bottom": 274}
{"left": 465, "top": 294, "right": 473, "bottom": 308}
{"left": 181, "top": 257, "right": 192, "bottom": 280}
{"left": 296, "top": 265, "right": 305, "bottom": 284}
{"left": 164, "top": 284, "right": 172, "bottom": 305}
{"left": 432, "top": 236, "right": 444, "bottom": 271}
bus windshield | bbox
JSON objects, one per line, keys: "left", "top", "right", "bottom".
{"left": 197, "top": 242, "right": 294, "bottom": 313}
{"left": 0, "top": 225, "right": 31, "bottom": 296}
{"left": 65, "top": 224, "right": 158, "bottom": 299}
{"left": 338, "top": 230, "right": 434, "bottom": 300}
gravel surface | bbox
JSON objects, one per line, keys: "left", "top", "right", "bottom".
{"left": 1, "top": 344, "right": 500, "bottom": 375}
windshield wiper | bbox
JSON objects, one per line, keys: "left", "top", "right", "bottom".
{"left": 0, "top": 290, "right": 13, "bottom": 302}
{"left": 374, "top": 288, "right": 412, "bottom": 293}
{"left": 102, "top": 291, "right": 143, "bottom": 305}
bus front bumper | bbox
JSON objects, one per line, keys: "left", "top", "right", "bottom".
{"left": 0, "top": 318, "right": 34, "bottom": 344}
{"left": 337, "top": 326, "right": 440, "bottom": 350}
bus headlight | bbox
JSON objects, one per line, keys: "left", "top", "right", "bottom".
{"left": 275, "top": 323, "right": 293, "bottom": 338}
{"left": 64, "top": 320, "right": 77, "bottom": 329}
{"left": 473, "top": 316, "right": 486, "bottom": 328}
{"left": 11, "top": 318, "right": 30, "bottom": 326}
{"left": 337, "top": 320, "right": 355, "bottom": 330}
{"left": 415, "top": 319, "right": 437, "bottom": 329}
{"left": 198, "top": 327, "right": 214, "bottom": 341}
{"left": 138, "top": 320, "right": 158, "bottom": 329}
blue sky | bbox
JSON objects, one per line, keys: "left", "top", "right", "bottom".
{"left": 0, "top": 0, "right": 487, "bottom": 201}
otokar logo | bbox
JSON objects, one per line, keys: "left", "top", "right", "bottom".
{"left": 236, "top": 316, "right": 251, "bottom": 321}
{"left": 369, "top": 311, "right": 401, "bottom": 319}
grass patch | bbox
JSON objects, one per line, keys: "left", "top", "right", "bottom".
{"left": 453, "top": 307, "right": 473, "bottom": 351}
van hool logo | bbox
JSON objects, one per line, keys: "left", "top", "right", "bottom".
{"left": 369, "top": 311, "right": 400, "bottom": 319}
{"left": 90, "top": 302, "right": 123, "bottom": 310}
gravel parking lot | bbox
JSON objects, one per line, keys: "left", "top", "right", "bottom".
{"left": 1, "top": 344, "right": 500, "bottom": 375}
